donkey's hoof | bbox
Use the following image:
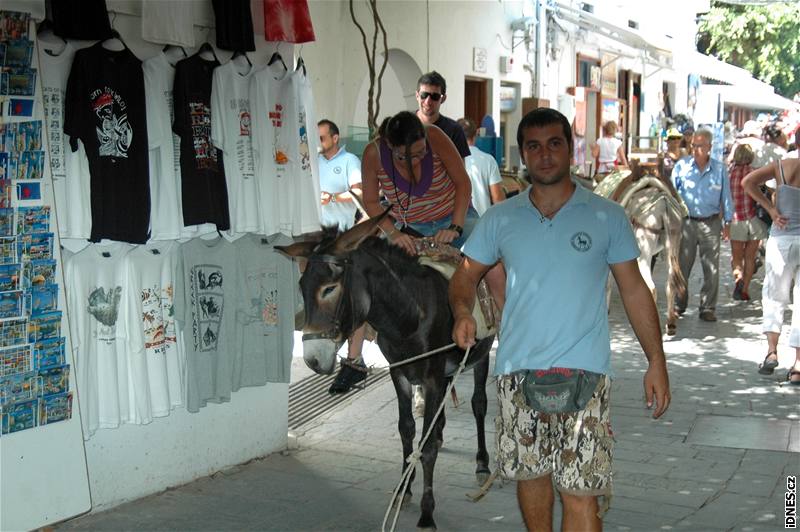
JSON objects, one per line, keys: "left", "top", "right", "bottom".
{"left": 416, "top": 517, "right": 436, "bottom": 531}
{"left": 666, "top": 323, "right": 677, "bottom": 336}
{"left": 476, "top": 469, "right": 491, "bottom": 486}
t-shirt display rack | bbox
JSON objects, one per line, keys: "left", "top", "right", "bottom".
{"left": 2, "top": 4, "right": 319, "bottom": 529}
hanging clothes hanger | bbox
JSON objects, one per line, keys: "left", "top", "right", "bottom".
{"left": 295, "top": 44, "right": 306, "bottom": 75}
{"left": 231, "top": 50, "right": 252, "bottom": 67}
{"left": 163, "top": 44, "right": 188, "bottom": 57}
{"left": 102, "top": 12, "right": 130, "bottom": 51}
{"left": 196, "top": 42, "right": 219, "bottom": 62}
{"left": 267, "top": 43, "right": 287, "bottom": 71}
{"left": 37, "top": 19, "right": 67, "bottom": 46}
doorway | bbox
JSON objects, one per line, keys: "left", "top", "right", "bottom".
{"left": 464, "top": 78, "right": 489, "bottom": 126}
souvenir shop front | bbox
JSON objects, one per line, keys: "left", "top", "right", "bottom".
{"left": 0, "top": 2, "right": 320, "bottom": 529}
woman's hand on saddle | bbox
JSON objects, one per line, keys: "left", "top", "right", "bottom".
{"left": 452, "top": 314, "right": 477, "bottom": 350}
{"left": 389, "top": 231, "right": 418, "bottom": 256}
{"left": 433, "top": 228, "right": 459, "bottom": 244}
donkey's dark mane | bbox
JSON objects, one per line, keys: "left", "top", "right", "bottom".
{"left": 313, "top": 232, "right": 435, "bottom": 278}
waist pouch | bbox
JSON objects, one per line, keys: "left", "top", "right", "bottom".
{"left": 518, "top": 368, "right": 603, "bottom": 413}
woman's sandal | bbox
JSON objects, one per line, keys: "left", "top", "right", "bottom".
{"left": 787, "top": 369, "right": 800, "bottom": 386}
{"left": 758, "top": 351, "right": 779, "bottom": 375}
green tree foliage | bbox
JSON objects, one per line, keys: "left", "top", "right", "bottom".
{"left": 697, "top": 1, "right": 800, "bottom": 98}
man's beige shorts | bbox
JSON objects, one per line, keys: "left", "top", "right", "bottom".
{"left": 729, "top": 217, "right": 768, "bottom": 241}
{"left": 495, "top": 374, "right": 614, "bottom": 497}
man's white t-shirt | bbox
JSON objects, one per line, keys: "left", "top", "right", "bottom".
{"left": 211, "top": 60, "right": 260, "bottom": 234}
{"left": 465, "top": 145, "right": 502, "bottom": 216}
{"left": 39, "top": 40, "right": 92, "bottom": 239}
{"left": 121, "top": 242, "right": 185, "bottom": 423}
{"left": 65, "top": 242, "right": 133, "bottom": 439}
{"left": 319, "top": 147, "right": 361, "bottom": 230}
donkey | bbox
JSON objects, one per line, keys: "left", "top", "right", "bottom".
{"left": 616, "top": 175, "right": 687, "bottom": 335}
{"left": 277, "top": 214, "right": 495, "bottom": 531}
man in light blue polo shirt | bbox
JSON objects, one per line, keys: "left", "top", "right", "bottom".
{"left": 318, "top": 119, "right": 362, "bottom": 232}
{"left": 449, "top": 108, "right": 670, "bottom": 531}
{"left": 671, "top": 127, "right": 733, "bottom": 322}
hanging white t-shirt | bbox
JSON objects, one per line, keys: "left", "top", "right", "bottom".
{"left": 39, "top": 40, "right": 92, "bottom": 239}
{"left": 250, "top": 63, "right": 320, "bottom": 236}
{"left": 65, "top": 242, "right": 133, "bottom": 439}
{"left": 291, "top": 66, "right": 323, "bottom": 233}
{"left": 121, "top": 242, "right": 185, "bottom": 423}
{"left": 210, "top": 59, "right": 260, "bottom": 234}
{"left": 141, "top": 0, "right": 196, "bottom": 48}
{"left": 142, "top": 51, "right": 187, "bottom": 241}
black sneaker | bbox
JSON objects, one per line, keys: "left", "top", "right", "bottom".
{"left": 328, "top": 359, "right": 367, "bottom": 394}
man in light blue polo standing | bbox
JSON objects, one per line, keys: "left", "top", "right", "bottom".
{"left": 671, "top": 127, "right": 733, "bottom": 322}
{"left": 317, "top": 119, "right": 367, "bottom": 393}
{"left": 318, "top": 119, "right": 362, "bottom": 231}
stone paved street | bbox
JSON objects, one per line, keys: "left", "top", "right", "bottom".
{"left": 59, "top": 245, "right": 799, "bottom": 531}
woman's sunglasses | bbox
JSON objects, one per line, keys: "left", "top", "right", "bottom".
{"left": 419, "top": 91, "right": 442, "bottom": 102}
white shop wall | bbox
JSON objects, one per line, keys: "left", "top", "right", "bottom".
{"left": 51, "top": 8, "right": 295, "bottom": 513}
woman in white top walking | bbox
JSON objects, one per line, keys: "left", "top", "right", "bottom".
{"left": 591, "top": 120, "right": 628, "bottom": 179}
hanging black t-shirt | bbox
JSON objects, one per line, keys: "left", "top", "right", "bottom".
{"left": 434, "top": 114, "right": 471, "bottom": 159}
{"left": 172, "top": 54, "right": 230, "bottom": 230}
{"left": 64, "top": 42, "right": 150, "bottom": 244}
{"left": 52, "top": 0, "right": 113, "bottom": 40}
{"left": 212, "top": 0, "right": 256, "bottom": 51}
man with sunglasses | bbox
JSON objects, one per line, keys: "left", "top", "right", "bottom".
{"left": 671, "top": 127, "right": 733, "bottom": 322}
{"left": 415, "top": 71, "right": 471, "bottom": 160}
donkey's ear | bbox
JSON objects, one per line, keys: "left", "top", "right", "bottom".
{"left": 275, "top": 240, "right": 319, "bottom": 259}
{"left": 333, "top": 208, "right": 392, "bottom": 253}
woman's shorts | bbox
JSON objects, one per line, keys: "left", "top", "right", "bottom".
{"left": 729, "top": 217, "right": 768, "bottom": 241}
{"left": 495, "top": 373, "right": 614, "bottom": 497}
{"left": 401, "top": 206, "right": 479, "bottom": 249}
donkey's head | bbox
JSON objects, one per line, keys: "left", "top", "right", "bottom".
{"left": 276, "top": 212, "right": 389, "bottom": 374}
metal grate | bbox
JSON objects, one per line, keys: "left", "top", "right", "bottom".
{"left": 288, "top": 369, "right": 391, "bottom": 430}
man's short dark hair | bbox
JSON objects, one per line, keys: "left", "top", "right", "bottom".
{"left": 457, "top": 117, "right": 477, "bottom": 140}
{"left": 318, "top": 119, "right": 339, "bottom": 137}
{"left": 417, "top": 71, "right": 447, "bottom": 94}
{"left": 516, "top": 108, "right": 572, "bottom": 155}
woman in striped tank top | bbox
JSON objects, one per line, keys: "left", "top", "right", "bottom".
{"left": 361, "top": 111, "right": 476, "bottom": 256}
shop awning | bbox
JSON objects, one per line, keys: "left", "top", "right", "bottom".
{"left": 715, "top": 85, "right": 800, "bottom": 111}
{"left": 689, "top": 52, "right": 755, "bottom": 86}
{"left": 550, "top": 3, "right": 672, "bottom": 66}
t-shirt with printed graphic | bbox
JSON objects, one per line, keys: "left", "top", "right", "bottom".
{"left": 250, "top": 63, "right": 320, "bottom": 235}
{"left": 143, "top": 51, "right": 186, "bottom": 240}
{"left": 121, "top": 242, "right": 185, "bottom": 423}
{"left": 65, "top": 242, "right": 134, "bottom": 439}
{"left": 234, "top": 233, "right": 299, "bottom": 387}
{"left": 174, "top": 237, "right": 244, "bottom": 412}
{"left": 64, "top": 42, "right": 151, "bottom": 244}
{"left": 173, "top": 54, "right": 230, "bottom": 231}
{"left": 39, "top": 40, "right": 91, "bottom": 239}
{"left": 290, "top": 67, "right": 322, "bottom": 233}
{"left": 210, "top": 60, "right": 260, "bottom": 233}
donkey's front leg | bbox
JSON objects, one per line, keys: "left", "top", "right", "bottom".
{"left": 472, "top": 351, "right": 491, "bottom": 484}
{"left": 391, "top": 371, "right": 415, "bottom": 507}
{"left": 417, "top": 381, "right": 446, "bottom": 530}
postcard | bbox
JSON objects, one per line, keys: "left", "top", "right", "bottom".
{"left": 15, "top": 179, "right": 43, "bottom": 205}
{"left": 0, "top": 371, "right": 37, "bottom": 406}
{"left": 0, "top": 11, "right": 30, "bottom": 41}
{"left": 0, "top": 237, "right": 16, "bottom": 265}
{"left": 1, "top": 67, "right": 37, "bottom": 97}
{"left": 27, "top": 284, "right": 58, "bottom": 316}
{"left": 0, "top": 344, "right": 31, "bottom": 377}
{"left": 0, "top": 318, "right": 27, "bottom": 348}
{"left": 16, "top": 206, "right": 49, "bottom": 234}
{"left": 38, "top": 364, "right": 69, "bottom": 396}
{"left": 0, "top": 290, "right": 23, "bottom": 319}
{"left": 17, "top": 152, "right": 44, "bottom": 180}
{"left": 0, "top": 179, "right": 11, "bottom": 207}
{"left": 27, "top": 311, "right": 61, "bottom": 343}
{"left": 1, "top": 398, "right": 37, "bottom": 434}
{"left": 8, "top": 98, "right": 34, "bottom": 117}
{"left": 33, "top": 337, "right": 64, "bottom": 370}
{"left": 1, "top": 40, "right": 33, "bottom": 68}
{"left": 23, "top": 258, "right": 55, "bottom": 288}
{"left": 17, "top": 232, "right": 53, "bottom": 262}
{"left": 38, "top": 391, "right": 72, "bottom": 425}
{"left": 0, "top": 208, "right": 13, "bottom": 237}
{"left": 0, "top": 263, "right": 20, "bottom": 291}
